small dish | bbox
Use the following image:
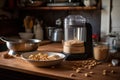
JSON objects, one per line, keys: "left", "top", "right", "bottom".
{"left": 19, "top": 32, "right": 34, "bottom": 40}
{"left": 21, "top": 51, "right": 66, "bottom": 67}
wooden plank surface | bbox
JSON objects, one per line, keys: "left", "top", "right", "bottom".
{"left": 0, "top": 43, "right": 120, "bottom": 80}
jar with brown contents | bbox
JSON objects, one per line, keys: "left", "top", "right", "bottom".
{"left": 63, "top": 40, "right": 85, "bottom": 54}
{"left": 94, "top": 44, "right": 109, "bottom": 61}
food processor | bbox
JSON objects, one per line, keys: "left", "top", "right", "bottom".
{"left": 63, "top": 15, "right": 93, "bottom": 60}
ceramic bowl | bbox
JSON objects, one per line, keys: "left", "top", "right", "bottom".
{"left": 21, "top": 51, "right": 66, "bottom": 67}
{"left": 19, "top": 32, "right": 34, "bottom": 40}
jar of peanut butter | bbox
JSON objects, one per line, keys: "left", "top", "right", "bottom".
{"left": 93, "top": 44, "right": 109, "bottom": 61}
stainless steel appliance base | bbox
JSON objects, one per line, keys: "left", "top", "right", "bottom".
{"left": 64, "top": 53, "right": 88, "bottom": 60}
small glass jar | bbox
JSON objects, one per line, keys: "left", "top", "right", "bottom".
{"left": 93, "top": 43, "right": 109, "bottom": 61}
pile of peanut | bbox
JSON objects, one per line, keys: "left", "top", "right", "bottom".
{"left": 69, "top": 60, "right": 115, "bottom": 77}
{"left": 28, "top": 52, "right": 60, "bottom": 61}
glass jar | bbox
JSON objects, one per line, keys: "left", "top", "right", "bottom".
{"left": 93, "top": 43, "right": 109, "bottom": 61}
{"left": 64, "top": 15, "right": 86, "bottom": 42}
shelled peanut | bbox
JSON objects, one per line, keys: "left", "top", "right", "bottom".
{"left": 69, "top": 59, "right": 116, "bottom": 78}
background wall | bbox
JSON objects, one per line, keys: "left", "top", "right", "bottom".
{"left": 101, "top": 0, "right": 120, "bottom": 41}
{"left": 111, "top": 0, "right": 120, "bottom": 34}
{"left": 101, "top": 0, "right": 110, "bottom": 41}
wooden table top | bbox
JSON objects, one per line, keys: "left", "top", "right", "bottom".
{"left": 0, "top": 43, "right": 120, "bottom": 80}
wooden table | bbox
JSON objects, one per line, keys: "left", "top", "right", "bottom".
{"left": 0, "top": 43, "right": 120, "bottom": 80}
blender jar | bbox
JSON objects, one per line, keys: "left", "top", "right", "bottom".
{"left": 64, "top": 15, "right": 86, "bottom": 42}
{"left": 63, "top": 15, "right": 86, "bottom": 54}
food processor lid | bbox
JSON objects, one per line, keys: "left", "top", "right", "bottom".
{"left": 64, "top": 15, "right": 86, "bottom": 26}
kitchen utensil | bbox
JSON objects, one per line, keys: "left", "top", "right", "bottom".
{"left": 51, "top": 28, "right": 64, "bottom": 42}
{"left": 0, "top": 37, "right": 41, "bottom": 55}
{"left": 106, "top": 32, "right": 119, "bottom": 53}
{"left": 24, "top": 16, "right": 33, "bottom": 32}
{"left": 112, "top": 59, "right": 119, "bottom": 66}
{"left": 21, "top": 51, "right": 66, "bottom": 67}
{"left": 107, "top": 36, "right": 117, "bottom": 53}
{"left": 45, "top": 27, "right": 55, "bottom": 40}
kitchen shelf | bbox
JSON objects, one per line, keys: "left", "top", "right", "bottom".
{"left": 3, "top": 6, "right": 98, "bottom": 11}
{"left": 3, "top": 0, "right": 101, "bottom": 11}
{"left": 18, "top": 6, "right": 97, "bottom": 10}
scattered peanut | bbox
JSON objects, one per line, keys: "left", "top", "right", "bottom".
{"left": 84, "top": 73, "right": 89, "bottom": 77}
{"left": 103, "top": 70, "right": 107, "bottom": 76}
{"left": 91, "top": 64, "right": 95, "bottom": 67}
{"left": 103, "top": 72, "right": 107, "bottom": 76}
{"left": 88, "top": 66, "right": 92, "bottom": 69}
{"left": 84, "top": 65, "right": 88, "bottom": 69}
{"left": 96, "top": 62, "right": 102, "bottom": 65}
{"left": 103, "top": 70, "right": 107, "bottom": 73}
{"left": 89, "top": 71, "right": 94, "bottom": 74}
{"left": 76, "top": 68, "right": 81, "bottom": 73}
{"left": 70, "top": 60, "right": 117, "bottom": 78}
{"left": 3, "top": 53, "right": 14, "bottom": 59}
{"left": 108, "top": 64, "right": 112, "bottom": 67}
{"left": 111, "top": 70, "right": 115, "bottom": 74}
{"left": 70, "top": 73, "right": 76, "bottom": 77}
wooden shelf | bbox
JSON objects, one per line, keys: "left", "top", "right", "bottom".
{"left": 18, "top": 6, "right": 97, "bottom": 10}
{"left": 3, "top": 0, "right": 101, "bottom": 11}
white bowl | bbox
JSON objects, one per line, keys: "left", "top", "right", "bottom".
{"left": 19, "top": 32, "right": 34, "bottom": 40}
{"left": 21, "top": 51, "right": 66, "bottom": 67}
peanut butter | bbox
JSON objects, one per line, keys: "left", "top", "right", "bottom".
{"left": 94, "top": 45, "right": 109, "bottom": 61}
{"left": 63, "top": 40, "right": 85, "bottom": 54}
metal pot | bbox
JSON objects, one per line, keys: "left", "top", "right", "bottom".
{"left": 45, "top": 27, "right": 55, "bottom": 40}
{"left": 0, "top": 37, "right": 41, "bottom": 55}
{"left": 51, "top": 28, "right": 64, "bottom": 42}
